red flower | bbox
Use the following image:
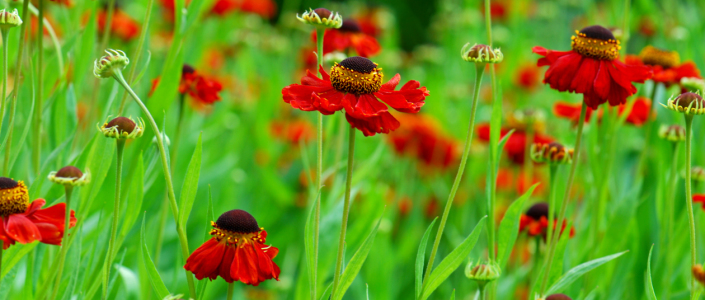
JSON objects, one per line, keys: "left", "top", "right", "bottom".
{"left": 97, "top": 9, "right": 140, "bottom": 41}
{"left": 270, "top": 119, "right": 315, "bottom": 145}
{"left": 555, "top": 98, "right": 652, "bottom": 126}
{"left": 481, "top": 1, "right": 508, "bottom": 21}
{"left": 477, "top": 123, "right": 553, "bottom": 165}
{"left": 282, "top": 57, "right": 429, "bottom": 136}
{"left": 315, "top": 19, "right": 381, "bottom": 57}
{"left": 210, "top": 0, "right": 277, "bottom": 18}
{"left": 553, "top": 101, "right": 595, "bottom": 125}
{"left": 693, "top": 194, "right": 705, "bottom": 210}
{"left": 519, "top": 203, "right": 574, "bottom": 239}
{"left": 533, "top": 25, "right": 652, "bottom": 109}
{"left": 0, "top": 178, "right": 76, "bottom": 249}
{"left": 184, "top": 210, "right": 280, "bottom": 286}
{"left": 515, "top": 64, "right": 541, "bottom": 91}
{"left": 627, "top": 46, "right": 702, "bottom": 87}
{"left": 387, "top": 114, "right": 458, "bottom": 170}
{"left": 619, "top": 97, "right": 651, "bottom": 126}
{"left": 151, "top": 65, "right": 223, "bottom": 105}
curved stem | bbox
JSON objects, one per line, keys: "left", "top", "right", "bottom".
{"left": 51, "top": 186, "right": 74, "bottom": 299}
{"left": 32, "top": 0, "right": 44, "bottom": 176}
{"left": 227, "top": 282, "right": 235, "bottom": 300}
{"left": 539, "top": 103, "right": 587, "bottom": 295}
{"left": 685, "top": 115, "right": 696, "bottom": 300}
{"left": 112, "top": 71, "right": 196, "bottom": 299}
{"left": 311, "top": 26, "right": 325, "bottom": 300}
{"left": 117, "top": 0, "right": 154, "bottom": 115}
{"left": 423, "top": 64, "right": 485, "bottom": 287}
{"left": 330, "top": 126, "right": 356, "bottom": 298}
{"left": 0, "top": 31, "right": 9, "bottom": 147}
{"left": 103, "top": 139, "right": 125, "bottom": 299}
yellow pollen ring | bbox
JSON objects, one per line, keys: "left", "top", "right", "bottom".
{"left": 210, "top": 222, "right": 264, "bottom": 248}
{"left": 571, "top": 32, "right": 621, "bottom": 61}
{"left": 639, "top": 45, "right": 680, "bottom": 69}
{"left": 330, "top": 63, "right": 384, "bottom": 95}
{"left": 0, "top": 181, "right": 29, "bottom": 217}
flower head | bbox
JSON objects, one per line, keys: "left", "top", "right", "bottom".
{"left": 282, "top": 56, "right": 429, "bottom": 136}
{"left": 184, "top": 209, "right": 280, "bottom": 285}
{"left": 461, "top": 43, "right": 503, "bottom": 63}
{"left": 477, "top": 123, "right": 553, "bottom": 165}
{"left": 533, "top": 25, "right": 652, "bottom": 109}
{"left": 48, "top": 166, "right": 90, "bottom": 187}
{"left": 659, "top": 124, "right": 686, "bottom": 142}
{"left": 93, "top": 49, "right": 129, "bottom": 79}
{"left": 99, "top": 116, "right": 145, "bottom": 139}
{"left": 545, "top": 294, "right": 573, "bottom": 300}
{"left": 553, "top": 102, "right": 595, "bottom": 125}
{"left": 619, "top": 97, "right": 652, "bottom": 126}
{"left": 663, "top": 91, "right": 705, "bottom": 115}
{"left": 465, "top": 262, "right": 501, "bottom": 287}
{"left": 519, "top": 202, "right": 575, "bottom": 239}
{"left": 97, "top": 9, "right": 140, "bottom": 41}
{"left": 0, "top": 9, "right": 22, "bottom": 30}
{"left": 151, "top": 65, "right": 224, "bottom": 106}
{"left": 387, "top": 114, "right": 459, "bottom": 171}
{"left": 531, "top": 142, "right": 573, "bottom": 165}
{"left": 631, "top": 46, "right": 703, "bottom": 87}
{"left": 315, "top": 18, "right": 381, "bottom": 57}
{"left": 694, "top": 264, "right": 705, "bottom": 287}
{"left": 0, "top": 177, "right": 76, "bottom": 249}
{"left": 297, "top": 8, "right": 342, "bottom": 28}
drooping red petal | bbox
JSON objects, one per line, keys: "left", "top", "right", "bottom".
{"left": 184, "top": 239, "right": 227, "bottom": 281}
{"left": 218, "top": 246, "right": 236, "bottom": 283}
{"left": 349, "top": 94, "right": 389, "bottom": 118}
{"left": 5, "top": 214, "right": 41, "bottom": 245}
{"left": 350, "top": 33, "right": 381, "bottom": 57}
{"left": 375, "top": 78, "right": 428, "bottom": 113}
{"left": 570, "top": 57, "right": 599, "bottom": 95}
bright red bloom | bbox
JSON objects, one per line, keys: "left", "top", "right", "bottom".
{"left": 387, "top": 114, "right": 458, "bottom": 170}
{"left": 693, "top": 194, "right": 705, "bottom": 210}
{"left": 184, "top": 210, "right": 280, "bottom": 286}
{"left": 494, "top": 168, "right": 546, "bottom": 195}
{"left": 518, "top": 203, "right": 575, "bottom": 239}
{"left": 210, "top": 0, "right": 277, "bottom": 18}
{"left": 0, "top": 179, "right": 76, "bottom": 250}
{"left": 619, "top": 97, "right": 651, "bottom": 126}
{"left": 554, "top": 97, "right": 652, "bottom": 126}
{"left": 477, "top": 123, "right": 553, "bottom": 165}
{"left": 553, "top": 101, "right": 594, "bottom": 125}
{"left": 481, "top": 1, "right": 508, "bottom": 21}
{"left": 151, "top": 65, "right": 223, "bottom": 105}
{"left": 315, "top": 19, "right": 381, "bottom": 58}
{"left": 515, "top": 64, "right": 541, "bottom": 91}
{"left": 355, "top": 10, "right": 383, "bottom": 37}
{"left": 270, "top": 119, "right": 315, "bottom": 145}
{"left": 97, "top": 9, "right": 140, "bottom": 41}
{"left": 533, "top": 25, "right": 652, "bottom": 109}
{"left": 626, "top": 47, "right": 702, "bottom": 87}
{"left": 282, "top": 57, "right": 429, "bottom": 136}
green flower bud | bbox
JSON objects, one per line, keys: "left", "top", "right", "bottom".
{"left": 297, "top": 8, "right": 343, "bottom": 29}
{"left": 531, "top": 142, "right": 573, "bottom": 165}
{"left": 48, "top": 166, "right": 90, "bottom": 187}
{"left": 461, "top": 43, "right": 503, "bottom": 63}
{"left": 658, "top": 124, "right": 686, "bottom": 143}
{"left": 662, "top": 91, "right": 705, "bottom": 116}
{"left": 93, "top": 49, "right": 129, "bottom": 79}
{"left": 464, "top": 262, "right": 501, "bottom": 287}
{"left": 99, "top": 116, "right": 145, "bottom": 139}
{"left": 0, "top": 9, "right": 22, "bottom": 30}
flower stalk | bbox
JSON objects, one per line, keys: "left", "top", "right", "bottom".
{"left": 331, "top": 126, "right": 356, "bottom": 297}
{"left": 103, "top": 138, "right": 125, "bottom": 298}
{"left": 4, "top": 0, "right": 30, "bottom": 174}
{"left": 31, "top": 0, "right": 44, "bottom": 175}
{"left": 685, "top": 114, "right": 697, "bottom": 300}
{"left": 0, "top": 29, "right": 9, "bottom": 141}
{"left": 227, "top": 282, "right": 235, "bottom": 300}
{"left": 312, "top": 26, "right": 325, "bottom": 300}
{"left": 51, "top": 186, "right": 74, "bottom": 299}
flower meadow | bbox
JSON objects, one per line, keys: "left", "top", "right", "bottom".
{"left": 0, "top": 0, "right": 704, "bottom": 299}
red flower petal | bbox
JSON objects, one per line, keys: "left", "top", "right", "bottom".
{"left": 185, "top": 239, "right": 227, "bottom": 281}
{"left": 345, "top": 112, "right": 400, "bottom": 137}
{"left": 5, "top": 214, "right": 41, "bottom": 244}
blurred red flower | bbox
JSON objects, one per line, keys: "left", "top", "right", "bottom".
{"left": 553, "top": 101, "right": 595, "bottom": 125}
{"left": 97, "top": 9, "right": 140, "bottom": 41}
{"left": 693, "top": 194, "right": 705, "bottom": 210}
{"left": 387, "top": 114, "right": 459, "bottom": 171}
{"left": 515, "top": 64, "right": 541, "bottom": 91}
{"left": 476, "top": 123, "right": 553, "bottom": 165}
{"left": 625, "top": 48, "right": 702, "bottom": 88}
{"left": 314, "top": 19, "right": 381, "bottom": 57}
{"left": 184, "top": 210, "right": 280, "bottom": 286}
{"left": 151, "top": 65, "right": 223, "bottom": 106}
{"left": 518, "top": 202, "right": 575, "bottom": 239}
{"left": 619, "top": 97, "right": 651, "bottom": 126}
{"left": 270, "top": 119, "right": 315, "bottom": 145}
{"left": 533, "top": 25, "right": 651, "bottom": 109}
{"left": 554, "top": 97, "right": 652, "bottom": 126}
{"left": 210, "top": 0, "right": 277, "bottom": 18}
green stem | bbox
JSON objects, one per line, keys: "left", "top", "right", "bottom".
{"left": 3, "top": 0, "right": 30, "bottom": 175}
{"left": 51, "top": 186, "right": 74, "bottom": 299}
{"left": 546, "top": 164, "right": 558, "bottom": 247}
{"left": 636, "top": 84, "right": 659, "bottom": 176}
{"left": 479, "top": 285, "right": 486, "bottom": 300}
{"left": 330, "top": 126, "right": 356, "bottom": 298}
{"left": 32, "top": 0, "right": 44, "bottom": 176}
{"left": 103, "top": 139, "right": 125, "bottom": 298}
{"left": 0, "top": 31, "right": 8, "bottom": 146}
{"left": 539, "top": 103, "right": 587, "bottom": 295}
{"left": 227, "top": 282, "right": 235, "bottom": 300}
{"left": 685, "top": 115, "right": 697, "bottom": 300}
{"left": 117, "top": 0, "right": 154, "bottom": 115}
{"left": 423, "top": 64, "right": 485, "bottom": 287}
{"left": 0, "top": 240, "right": 3, "bottom": 277}
{"left": 621, "top": 0, "right": 631, "bottom": 55}
{"left": 112, "top": 71, "right": 196, "bottom": 299}
{"left": 311, "top": 26, "right": 325, "bottom": 300}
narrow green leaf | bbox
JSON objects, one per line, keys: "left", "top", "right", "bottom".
{"left": 140, "top": 213, "right": 170, "bottom": 298}
{"left": 178, "top": 133, "right": 203, "bottom": 227}
{"left": 645, "top": 245, "right": 657, "bottom": 300}
{"left": 421, "top": 216, "right": 487, "bottom": 300}
{"left": 546, "top": 250, "right": 629, "bottom": 295}
{"left": 450, "top": 290, "right": 455, "bottom": 300}
{"left": 497, "top": 184, "right": 538, "bottom": 269}
{"left": 416, "top": 217, "right": 438, "bottom": 299}
{"left": 331, "top": 211, "right": 385, "bottom": 300}
{"left": 304, "top": 190, "right": 321, "bottom": 299}
{"left": 121, "top": 152, "right": 145, "bottom": 237}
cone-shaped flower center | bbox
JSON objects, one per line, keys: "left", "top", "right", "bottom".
{"left": 675, "top": 92, "right": 705, "bottom": 108}
{"left": 526, "top": 202, "right": 548, "bottom": 220}
{"left": 0, "top": 177, "right": 29, "bottom": 217}
{"left": 182, "top": 64, "right": 196, "bottom": 75}
{"left": 107, "top": 117, "right": 137, "bottom": 134}
{"left": 313, "top": 8, "right": 332, "bottom": 19}
{"left": 211, "top": 210, "right": 264, "bottom": 248}
{"left": 338, "top": 19, "right": 361, "bottom": 33}
{"left": 55, "top": 166, "right": 84, "bottom": 180}
{"left": 571, "top": 25, "right": 620, "bottom": 60}
{"left": 639, "top": 46, "right": 680, "bottom": 69}
{"left": 546, "top": 294, "right": 573, "bottom": 300}
{"left": 330, "top": 56, "right": 383, "bottom": 95}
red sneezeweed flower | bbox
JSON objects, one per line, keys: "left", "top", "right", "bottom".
{"left": 184, "top": 209, "right": 280, "bottom": 286}
{"left": 387, "top": 114, "right": 459, "bottom": 171}
{"left": 270, "top": 119, "right": 315, "bottom": 145}
{"left": 533, "top": 25, "right": 652, "bottom": 109}
{"left": 619, "top": 97, "right": 651, "bottom": 126}
{"left": 518, "top": 202, "right": 575, "bottom": 239}
{"left": 477, "top": 123, "right": 553, "bottom": 165}
{"left": 0, "top": 178, "right": 76, "bottom": 249}
{"left": 515, "top": 64, "right": 541, "bottom": 91}
{"left": 625, "top": 46, "right": 702, "bottom": 88}
{"left": 151, "top": 65, "right": 223, "bottom": 106}
{"left": 494, "top": 168, "right": 546, "bottom": 196}
{"left": 315, "top": 19, "right": 381, "bottom": 58}
{"left": 554, "top": 101, "right": 595, "bottom": 125}
{"left": 555, "top": 97, "right": 652, "bottom": 126}
{"left": 693, "top": 195, "right": 705, "bottom": 210}
{"left": 97, "top": 9, "right": 140, "bottom": 41}
{"left": 481, "top": 1, "right": 508, "bottom": 21}
{"left": 282, "top": 56, "right": 429, "bottom": 136}
{"left": 210, "top": 0, "right": 277, "bottom": 18}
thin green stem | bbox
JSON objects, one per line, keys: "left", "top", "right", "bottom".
{"left": 51, "top": 186, "right": 74, "bottom": 299}
{"left": 0, "top": 31, "right": 9, "bottom": 145}
{"left": 311, "top": 26, "right": 325, "bottom": 300}
{"left": 685, "top": 115, "right": 696, "bottom": 300}
{"left": 664, "top": 143, "right": 680, "bottom": 246}
{"left": 546, "top": 164, "right": 558, "bottom": 247}
{"left": 330, "top": 126, "right": 356, "bottom": 298}
{"left": 32, "top": 0, "right": 44, "bottom": 176}
{"left": 227, "top": 282, "right": 235, "bottom": 300}
{"left": 636, "top": 84, "right": 659, "bottom": 176}
{"left": 479, "top": 285, "right": 486, "bottom": 300}
{"left": 0, "top": 240, "right": 3, "bottom": 277}
{"left": 423, "top": 64, "right": 485, "bottom": 287}
{"left": 621, "top": 0, "right": 631, "bottom": 55}
{"left": 117, "top": 0, "right": 154, "bottom": 115}
{"left": 103, "top": 139, "right": 125, "bottom": 299}
{"left": 4, "top": 0, "right": 30, "bottom": 175}
{"left": 539, "top": 103, "right": 587, "bottom": 296}
{"left": 112, "top": 71, "right": 196, "bottom": 299}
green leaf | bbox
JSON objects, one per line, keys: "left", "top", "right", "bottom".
{"left": 331, "top": 211, "right": 385, "bottom": 300}
{"left": 178, "top": 133, "right": 203, "bottom": 227}
{"left": 121, "top": 151, "right": 145, "bottom": 237}
{"left": 497, "top": 184, "right": 538, "bottom": 269}
{"left": 420, "top": 216, "right": 487, "bottom": 300}
{"left": 140, "top": 213, "right": 170, "bottom": 298}
{"left": 304, "top": 190, "right": 322, "bottom": 299}
{"left": 545, "top": 250, "right": 629, "bottom": 295}
{"left": 416, "top": 217, "right": 438, "bottom": 299}
{"left": 450, "top": 290, "right": 455, "bottom": 300}
{"left": 645, "top": 245, "right": 657, "bottom": 300}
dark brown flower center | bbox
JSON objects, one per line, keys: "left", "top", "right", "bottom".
{"left": 182, "top": 64, "right": 195, "bottom": 75}
{"left": 0, "top": 178, "right": 29, "bottom": 217}
{"left": 639, "top": 46, "right": 680, "bottom": 69}
{"left": 526, "top": 202, "right": 549, "bottom": 220}
{"left": 56, "top": 166, "right": 84, "bottom": 180}
{"left": 313, "top": 8, "right": 332, "bottom": 19}
{"left": 546, "top": 294, "right": 573, "bottom": 300}
{"left": 465, "top": 44, "right": 499, "bottom": 60}
{"left": 338, "top": 19, "right": 361, "bottom": 33}
{"left": 215, "top": 209, "right": 260, "bottom": 233}
{"left": 571, "top": 25, "right": 620, "bottom": 60}
{"left": 330, "top": 57, "right": 383, "bottom": 95}
{"left": 107, "top": 117, "right": 137, "bottom": 134}
{"left": 675, "top": 92, "right": 705, "bottom": 108}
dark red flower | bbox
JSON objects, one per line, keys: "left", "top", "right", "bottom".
{"left": 355, "top": 10, "right": 383, "bottom": 37}
{"left": 626, "top": 46, "right": 702, "bottom": 87}
{"left": 477, "top": 123, "right": 553, "bottom": 165}
{"left": 151, "top": 65, "right": 223, "bottom": 105}
{"left": 387, "top": 114, "right": 459, "bottom": 170}
{"left": 0, "top": 178, "right": 76, "bottom": 249}
{"left": 519, "top": 203, "right": 575, "bottom": 239}
{"left": 315, "top": 19, "right": 381, "bottom": 57}
{"left": 693, "top": 194, "right": 705, "bottom": 210}
{"left": 515, "top": 64, "right": 541, "bottom": 91}
{"left": 282, "top": 57, "right": 429, "bottom": 136}
{"left": 270, "top": 119, "right": 314, "bottom": 145}
{"left": 210, "top": 0, "right": 277, "bottom": 18}
{"left": 533, "top": 25, "right": 652, "bottom": 109}
{"left": 553, "top": 101, "right": 595, "bottom": 125}
{"left": 184, "top": 210, "right": 280, "bottom": 286}
{"left": 494, "top": 168, "right": 546, "bottom": 195}
{"left": 619, "top": 97, "right": 651, "bottom": 126}
{"left": 97, "top": 9, "right": 140, "bottom": 41}
{"left": 481, "top": 1, "right": 508, "bottom": 21}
